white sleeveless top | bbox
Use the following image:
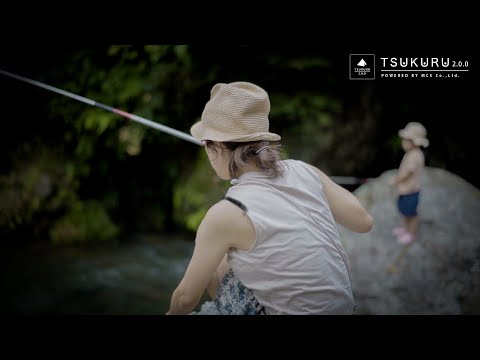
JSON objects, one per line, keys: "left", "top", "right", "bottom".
{"left": 226, "top": 159, "right": 355, "bottom": 315}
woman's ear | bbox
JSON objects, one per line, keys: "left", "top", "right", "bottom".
{"left": 219, "top": 146, "right": 232, "bottom": 158}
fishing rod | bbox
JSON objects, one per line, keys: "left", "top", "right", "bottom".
{"left": 0, "top": 69, "right": 373, "bottom": 185}
{"left": 0, "top": 69, "right": 202, "bottom": 146}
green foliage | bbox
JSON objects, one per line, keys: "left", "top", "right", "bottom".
{"left": 50, "top": 201, "right": 118, "bottom": 245}
{"left": 7, "top": 45, "right": 472, "bottom": 246}
{"left": 388, "top": 135, "right": 403, "bottom": 157}
{"left": 143, "top": 45, "right": 169, "bottom": 63}
{"left": 82, "top": 111, "right": 116, "bottom": 135}
{"left": 0, "top": 147, "right": 78, "bottom": 236}
{"left": 3, "top": 47, "right": 375, "bottom": 244}
{"left": 30, "top": 44, "right": 206, "bottom": 240}
{"left": 0, "top": 143, "right": 122, "bottom": 245}
{"left": 173, "top": 151, "right": 230, "bottom": 232}
{"left": 269, "top": 92, "right": 344, "bottom": 169}
{"left": 118, "top": 124, "right": 145, "bottom": 156}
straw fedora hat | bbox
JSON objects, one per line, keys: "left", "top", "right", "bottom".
{"left": 190, "top": 82, "right": 281, "bottom": 143}
{"left": 399, "top": 122, "right": 429, "bottom": 148}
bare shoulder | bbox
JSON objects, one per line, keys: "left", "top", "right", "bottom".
{"left": 198, "top": 199, "right": 255, "bottom": 251}
{"left": 415, "top": 148, "right": 425, "bottom": 158}
{"left": 204, "top": 199, "right": 247, "bottom": 224}
{"left": 411, "top": 148, "right": 425, "bottom": 162}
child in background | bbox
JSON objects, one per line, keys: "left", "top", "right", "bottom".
{"left": 389, "top": 122, "right": 429, "bottom": 245}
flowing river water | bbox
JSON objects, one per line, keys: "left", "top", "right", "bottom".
{"left": 0, "top": 236, "right": 209, "bottom": 315}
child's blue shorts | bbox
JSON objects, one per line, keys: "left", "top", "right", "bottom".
{"left": 397, "top": 191, "right": 420, "bottom": 217}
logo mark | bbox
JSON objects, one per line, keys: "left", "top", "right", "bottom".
{"left": 357, "top": 59, "right": 367, "bottom": 67}
{"left": 350, "top": 54, "right": 375, "bottom": 80}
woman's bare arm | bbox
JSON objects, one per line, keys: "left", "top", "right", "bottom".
{"left": 206, "top": 254, "right": 230, "bottom": 300}
{"left": 308, "top": 164, "right": 373, "bottom": 233}
{"left": 167, "top": 200, "right": 254, "bottom": 314}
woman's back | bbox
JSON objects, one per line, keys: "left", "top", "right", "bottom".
{"left": 167, "top": 82, "right": 371, "bottom": 315}
{"left": 226, "top": 159, "right": 356, "bottom": 315}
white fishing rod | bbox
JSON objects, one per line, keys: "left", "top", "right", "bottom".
{"left": 0, "top": 69, "right": 202, "bottom": 146}
{"left": 0, "top": 69, "right": 373, "bottom": 185}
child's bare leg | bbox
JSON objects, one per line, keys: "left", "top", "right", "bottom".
{"left": 405, "top": 216, "right": 419, "bottom": 236}
{"left": 206, "top": 254, "right": 231, "bottom": 299}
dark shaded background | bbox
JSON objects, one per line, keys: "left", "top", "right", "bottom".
{"left": 0, "top": 45, "right": 475, "bottom": 245}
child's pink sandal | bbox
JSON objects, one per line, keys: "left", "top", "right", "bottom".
{"left": 397, "top": 232, "right": 415, "bottom": 245}
{"left": 392, "top": 227, "right": 407, "bottom": 237}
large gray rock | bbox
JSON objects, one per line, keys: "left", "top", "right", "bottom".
{"left": 340, "top": 167, "right": 480, "bottom": 314}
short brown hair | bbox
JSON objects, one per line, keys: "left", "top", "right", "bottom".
{"left": 205, "top": 140, "right": 283, "bottom": 179}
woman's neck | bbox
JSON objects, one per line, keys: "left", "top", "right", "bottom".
{"left": 236, "top": 161, "right": 262, "bottom": 177}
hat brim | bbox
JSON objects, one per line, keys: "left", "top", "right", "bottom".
{"left": 399, "top": 129, "right": 429, "bottom": 148}
{"left": 190, "top": 120, "right": 281, "bottom": 143}
{"left": 190, "top": 121, "right": 204, "bottom": 142}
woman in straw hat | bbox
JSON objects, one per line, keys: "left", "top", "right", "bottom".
{"left": 167, "top": 82, "right": 373, "bottom": 315}
{"left": 389, "top": 122, "right": 429, "bottom": 245}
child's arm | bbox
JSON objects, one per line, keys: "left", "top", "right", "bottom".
{"left": 390, "top": 163, "right": 415, "bottom": 186}
{"left": 308, "top": 164, "right": 373, "bottom": 233}
{"left": 390, "top": 151, "right": 421, "bottom": 187}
